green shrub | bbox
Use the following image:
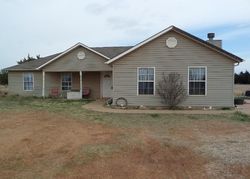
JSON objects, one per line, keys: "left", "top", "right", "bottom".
{"left": 0, "top": 69, "right": 8, "bottom": 85}
{"left": 150, "top": 113, "right": 159, "bottom": 118}
{"left": 231, "top": 112, "right": 250, "bottom": 122}
{"left": 234, "top": 97, "right": 244, "bottom": 105}
{"left": 221, "top": 107, "right": 232, "bottom": 110}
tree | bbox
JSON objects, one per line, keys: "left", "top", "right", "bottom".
{"left": 17, "top": 54, "right": 40, "bottom": 64}
{"left": 157, "top": 72, "right": 186, "bottom": 109}
{"left": 0, "top": 69, "right": 8, "bottom": 85}
{"left": 235, "top": 70, "right": 250, "bottom": 84}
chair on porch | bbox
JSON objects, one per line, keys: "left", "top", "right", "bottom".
{"left": 82, "top": 87, "right": 91, "bottom": 98}
{"left": 50, "top": 87, "right": 60, "bottom": 98}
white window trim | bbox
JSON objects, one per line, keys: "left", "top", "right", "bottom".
{"left": 23, "top": 72, "right": 34, "bottom": 91}
{"left": 188, "top": 66, "right": 207, "bottom": 96}
{"left": 137, "top": 67, "right": 155, "bottom": 96}
{"left": 61, "top": 72, "right": 73, "bottom": 91}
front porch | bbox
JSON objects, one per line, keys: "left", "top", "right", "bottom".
{"left": 42, "top": 71, "right": 112, "bottom": 99}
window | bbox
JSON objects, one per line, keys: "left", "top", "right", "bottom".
{"left": 188, "top": 67, "right": 206, "bottom": 95}
{"left": 61, "top": 73, "right": 72, "bottom": 91}
{"left": 138, "top": 67, "right": 155, "bottom": 95}
{"left": 23, "top": 73, "right": 34, "bottom": 91}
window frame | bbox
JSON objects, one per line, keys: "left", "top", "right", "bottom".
{"left": 137, "top": 67, "right": 155, "bottom": 96}
{"left": 61, "top": 72, "right": 72, "bottom": 91}
{"left": 188, "top": 66, "right": 207, "bottom": 96}
{"left": 23, "top": 72, "right": 34, "bottom": 91}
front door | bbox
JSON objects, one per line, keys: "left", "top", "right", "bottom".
{"left": 102, "top": 72, "right": 112, "bottom": 98}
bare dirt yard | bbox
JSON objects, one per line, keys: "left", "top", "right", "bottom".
{"left": 0, "top": 97, "right": 250, "bottom": 178}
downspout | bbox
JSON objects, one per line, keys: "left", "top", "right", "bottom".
{"left": 233, "top": 61, "right": 241, "bottom": 107}
{"left": 42, "top": 71, "right": 45, "bottom": 98}
{"left": 234, "top": 62, "right": 240, "bottom": 66}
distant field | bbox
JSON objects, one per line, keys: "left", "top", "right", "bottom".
{"left": 235, "top": 84, "right": 250, "bottom": 96}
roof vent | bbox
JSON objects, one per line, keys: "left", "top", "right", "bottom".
{"left": 207, "top": 33, "right": 215, "bottom": 40}
{"left": 206, "top": 33, "right": 222, "bottom": 48}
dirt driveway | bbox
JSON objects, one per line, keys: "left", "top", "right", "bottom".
{"left": 0, "top": 109, "right": 250, "bottom": 178}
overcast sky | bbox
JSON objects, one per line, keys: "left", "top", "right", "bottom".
{"left": 0, "top": 0, "right": 250, "bottom": 72}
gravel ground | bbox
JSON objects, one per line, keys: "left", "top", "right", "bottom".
{"left": 197, "top": 131, "right": 250, "bottom": 165}
{"left": 148, "top": 119, "right": 250, "bottom": 178}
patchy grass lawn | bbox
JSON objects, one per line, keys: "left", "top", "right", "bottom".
{"left": 0, "top": 96, "right": 250, "bottom": 178}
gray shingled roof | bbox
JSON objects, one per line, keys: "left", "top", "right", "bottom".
{"left": 5, "top": 53, "right": 61, "bottom": 71}
{"left": 92, "top": 46, "right": 132, "bottom": 59}
{"left": 6, "top": 46, "right": 132, "bottom": 71}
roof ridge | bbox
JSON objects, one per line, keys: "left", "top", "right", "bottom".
{"left": 91, "top": 46, "right": 133, "bottom": 48}
{"left": 40, "top": 52, "right": 62, "bottom": 59}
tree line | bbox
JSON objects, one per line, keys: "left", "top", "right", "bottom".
{"left": 17, "top": 54, "right": 40, "bottom": 64}
{"left": 0, "top": 69, "right": 8, "bottom": 85}
{"left": 235, "top": 71, "right": 250, "bottom": 84}
{"left": 0, "top": 54, "right": 40, "bottom": 85}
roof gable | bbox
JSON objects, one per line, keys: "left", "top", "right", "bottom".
{"left": 37, "top": 43, "right": 110, "bottom": 70}
{"left": 106, "top": 26, "right": 243, "bottom": 64}
{"left": 42, "top": 45, "right": 112, "bottom": 72}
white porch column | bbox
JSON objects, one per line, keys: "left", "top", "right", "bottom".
{"left": 42, "top": 71, "right": 45, "bottom": 98}
{"left": 79, "top": 71, "right": 83, "bottom": 98}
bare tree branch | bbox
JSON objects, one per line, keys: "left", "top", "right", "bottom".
{"left": 157, "top": 72, "right": 186, "bottom": 109}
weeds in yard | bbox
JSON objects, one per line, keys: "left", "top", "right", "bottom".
{"left": 0, "top": 155, "right": 25, "bottom": 171}
{"left": 231, "top": 112, "right": 250, "bottom": 122}
{"left": 150, "top": 113, "right": 160, "bottom": 118}
{"left": 78, "top": 144, "right": 120, "bottom": 163}
{"left": 0, "top": 96, "right": 89, "bottom": 112}
{"left": 60, "top": 143, "right": 122, "bottom": 175}
{"left": 221, "top": 107, "right": 232, "bottom": 110}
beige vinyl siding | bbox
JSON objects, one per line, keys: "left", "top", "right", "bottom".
{"left": 43, "top": 46, "right": 111, "bottom": 72}
{"left": 8, "top": 71, "right": 42, "bottom": 96}
{"left": 44, "top": 72, "right": 60, "bottom": 96}
{"left": 83, "top": 72, "right": 100, "bottom": 99}
{"left": 112, "top": 31, "right": 235, "bottom": 107}
{"left": 72, "top": 72, "right": 80, "bottom": 90}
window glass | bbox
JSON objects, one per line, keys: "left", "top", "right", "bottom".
{"left": 23, "top": 73, "right": 34, "bottom": 91}
{"left": 62, "top": 73, "right": 72, "bottom": 91}
{"left": 138, "top": 68, "right": 154, "bottom": 95}
{"left": 189, "top": 67, "right": 206, "bottom": 95}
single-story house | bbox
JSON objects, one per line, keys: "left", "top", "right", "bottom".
{"left": 6, "top": 25, "right": 243, "bottom": 107}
